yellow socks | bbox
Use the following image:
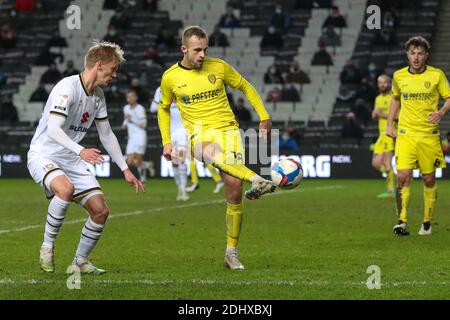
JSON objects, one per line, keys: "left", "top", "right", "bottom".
{"left": 396, "top": 186, "right": 410, "bottom": 222}
{"left": 212, "top": 152, "right": 256, "bottom": 182}
{"left": 226, "top": 202, "right": 243, "bottom": 248}
{"left": 423, "top": 185, "right": 437, "bottom": 223}
{"left": 190, "top": 160, "right": 198, "bottom": 185}
{"left": 207, "top": 163, "right": 222, "bottom": 183}
{"left": 386, "top": 170, "right": 396, "bottom": 192}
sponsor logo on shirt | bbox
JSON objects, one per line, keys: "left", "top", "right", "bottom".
{"left": 69, "top": 125, "right": 88, "bottom": 132}
{"left": 402, "top": 92, "right": 433, "bottom": 100}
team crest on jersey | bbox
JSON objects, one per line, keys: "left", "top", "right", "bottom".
{"left": 80, "top": 112, "right": 90, "bottom": 124}
{"left": 424, "top": 81, "right": 431, "bottom": 89}
{"left": 208, "top": 74, "right": 216, "bottom": 84}
{"left": 182, "top": 96, "right": 191, "bottom": 104}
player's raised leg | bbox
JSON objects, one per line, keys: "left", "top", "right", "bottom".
{"left": 72, "top": 194, "right": 109, "bottom": 274}
{"left": 194, "top": 138, "right": 274, "bottom": 200}
{"left": 40, "top": 173, "right": 73, "bottom": 273}
{"left": 222, "top": 173, "right": 245, "bottom": 270}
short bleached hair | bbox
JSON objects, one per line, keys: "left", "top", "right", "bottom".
{"left": 84, "top": 40, "right": 125, "bottom": 69}
{"left": 182, "top": 26, "right": 207, "bottom": 45}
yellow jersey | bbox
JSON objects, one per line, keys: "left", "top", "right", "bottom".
{"left": 158, "top": 57, "right": 270, "bottom": 145}
{"left": 374, "top": 92, "right": 393, "bottom": 136}
{"left": 392, "top": 65, "right": 450, "bottom": 136}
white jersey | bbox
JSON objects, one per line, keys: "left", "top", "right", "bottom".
{"left": 123, "top": 103, "right": 147, "bottom": 142}
{"left": 150, "top": 86, "right": 186, "bottom": 138}
{"left": 28, "top": 74, "right": 107, "bottom": 161}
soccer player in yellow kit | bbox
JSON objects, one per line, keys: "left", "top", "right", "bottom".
{"left": 371, "top": 75, "right": 396, "bottom": 198}
{"left": 158, "top": 26, "right": 275, "bottom": 270}
{"left": 387, "top": 36, "right": 450, "bottom": 236}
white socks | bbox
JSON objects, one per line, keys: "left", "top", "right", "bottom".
{"left": 43, "top": 196, "right": 71, "bottom": 247}
{"left": 178, "top": 163, "right": 188, "bottom": 193}
{"left": 75, "top": 217, "right": 105, "bottom": 263}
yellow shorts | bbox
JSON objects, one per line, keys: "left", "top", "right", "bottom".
{"left": 373, "top": 135, "right": 395, "bottom": 154}
{"left": 190, "top": 126, "right": 245, "bottom": 164}
{"left": 395, "top": 134, "right": 446, "bottom": 174}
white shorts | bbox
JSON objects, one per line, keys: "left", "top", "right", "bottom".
{"left": 126, "top": 138, "right": 147, "bottom": 155}
{"left": 171, "top": 129, "right": 188, "bottom": 148}
{"left": 27, "top": 156, "right": 103, "bottom": 205}
{"left": 171, "top": 129, "right": 189, "bottom": 165}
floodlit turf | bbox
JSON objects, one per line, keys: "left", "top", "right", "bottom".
{"left": 1, "top": 178, "right": 450, "bottom": 299}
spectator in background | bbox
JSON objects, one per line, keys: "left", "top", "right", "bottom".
{"left": 46, "top": 30, "right": 67, "bottom": 48}
{"left": 143, "top": 46, "right": 165, "bottom": 69}
{"left": 341, "top": 112, "right": 363, "bottom": 141}
{"left": 0, "top": 95, "right": 18, "bottom": 126}
{"left": 143, "top": 0, "right": 159, "bottom": 11}
{"left": 319, "top": 25, "right": 341, "bottom": 47}
{"left": 383, "top": 10, "right": 395, "bottom": 30}
{"left": 103, "top": 26, "right": 123, "bottom": 48}
{"left": 279, "top": 129, "right": 299, "bottom": 151}
{"left": 266, "top": 86, "right": 283, "bottom": 102}
{"left": 372, "top": 28, "right": 397, "bottom": 46}
{"left": 352, "top": 98, "right": 372, "bottom": 127}
{"left": 322, "top": 6, "right": 347, "bottom": 28}
{"left": 130, "top": 78, "right": 149, "bottom": 105}
{"left": 311, "top": 41, "right": 333, "bottom": 66}
{"left": 264, "top": 64, "right": 283, "bottom": 84}
{"left": 35, "top": 47, "right": 64, "bottom": 66}
{"left": 260, "top": 26, "right": 284, "bottom": 50}
{"left": 209, "top": 25, "right": 230, "bottom": 47}
{"left": 109, "top": 9, "right": 130, "bottom": 31}
{"left": 62, "top": 60, "right": 80, "bottom": 78}
{"left": 155, "top": 28, "right": 177, "bottom": 50}
{"left": 16, "top": 0, "right": 36, "bottom": 11}
{"left": 29, "top": 81, "right": 49, "bottom": 102}
{"left": 364, "top": 62, "right": 380, "bottom": 87}
{"left": 340, "top": 60, "right": 362, "bottom": 85}
{"left": 218, "top": 5, "right": 240, "bottom": 28}
{"left": 282, "top": 84, "right": 301, "bottom": 102}
{"left": 268, "top": 4, "right": 291, "bottom": 31}
{"left": 286, "top": 61, "right": 310, "bottom": 84}
{"left": 40, "top": 63, "right": 61, "bottom": 84}
{"left": 0, "top": 23, "right": 17, "bottom": 49}
{"left": 232, "top": 97, "right": 252, "bottom": 129}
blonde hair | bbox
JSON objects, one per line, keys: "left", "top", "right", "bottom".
{"left": 378, "top": 74, "right": 391, "bottom": 82}
{"left": 84, "top": 40, "right": 125, "bottom": 69}
{"left": 182, "top": 26, "right": 207, "bottom": 45}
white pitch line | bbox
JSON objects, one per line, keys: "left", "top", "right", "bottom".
{"left": 1, "top": 278, "right": 450, "bottom": 288}
{"left": 0, "top": 185, "right": 345, "bottom": 235}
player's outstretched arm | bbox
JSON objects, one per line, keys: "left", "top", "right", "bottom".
{"left": 95, "top": 119, "right": 145, "bottom": 193}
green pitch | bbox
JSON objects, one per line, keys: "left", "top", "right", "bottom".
{"left": 1, "top": 178, "right": 450, "bottom": 299}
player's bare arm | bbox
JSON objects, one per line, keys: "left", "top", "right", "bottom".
{"left": 429, "top": 98, "right": 450, "bottom": 124}
{"left": 386, "top": 96, "right": 400, "bottom": 138}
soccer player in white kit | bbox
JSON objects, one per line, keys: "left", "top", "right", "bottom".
{"left": 150, "top": 86, "right": 190, "bottom": 201}
{"left": 27, "top": 41, "right": 145, "bottom": 274}
{"left": 122, "top": 89, "right": 148, "bottom": 185}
